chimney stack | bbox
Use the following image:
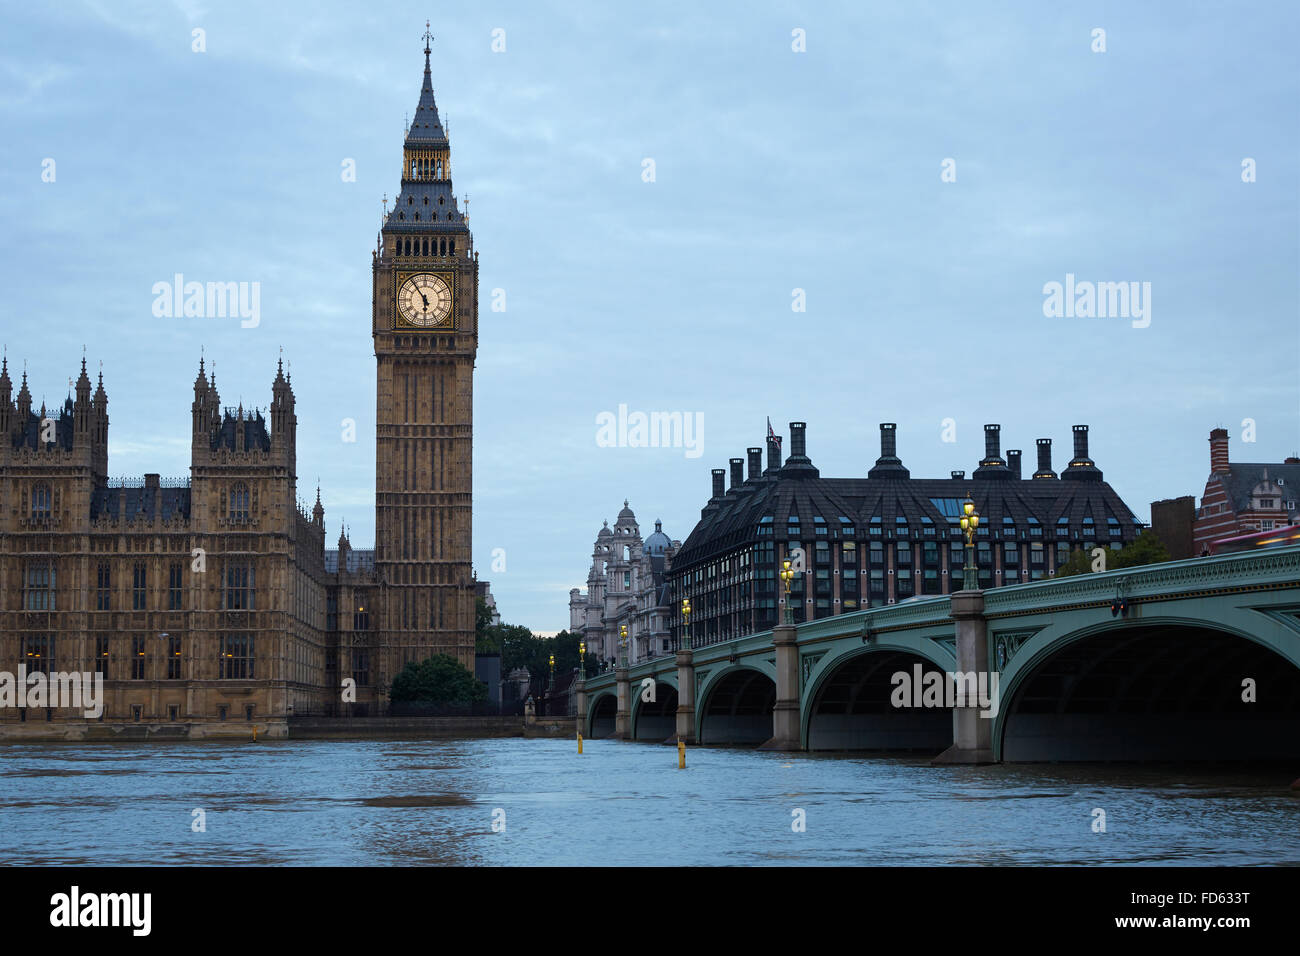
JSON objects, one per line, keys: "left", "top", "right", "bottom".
{"left": 765, "top": 434, "right": 782, "bottom": 474}
{"left": 790, "top": 422, "right": 807, "bottom": 459}
{"left": 747, "top": 447, "right": 763, "bottom": 481}
{"left": 1073, "top": 424, "right": 1090, "bottom": 462}
{"left": 779, "top": 421, "right": 819, "bottom": 476}
{"left": 951, "top": 470, "right": 965, "bottom": 480}
{"left": 1033, "top": 438, "right": 1056, "bottom": 479}
{"left": 880, "top": 422, "right": 897, "bottom": 459}
{"left": 984, "top": 424, "right": 1002, "bottom": 462}
{"left": 1209, "top": 428, "right": 1230, "bottom": 474}
{"left": 868, "top": 423, "right": 910, "bottom": 479}
{"left": 1061, "top": 425, "right": 1101, "bottom": 480}
{"left": 973, "top": 424, "right": 1011, "bottom": 479}
{"left": 1007, "top": 449, "right": 1022, "bottom": 479}
{"left": 729, "top": 458, "right": 744, "bottom": 490}
{"left": 711, "top": 469, "right": 726, "bottom": 499}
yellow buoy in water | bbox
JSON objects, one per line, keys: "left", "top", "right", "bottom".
{"left": 677, "top": 738, "right": 685, "bottom": 769}
{"left": 577, "top": 732, "right": 583, "bottom": 754}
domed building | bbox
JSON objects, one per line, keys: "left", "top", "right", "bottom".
{"left": 569, "top": 502, "right": 679, "bottom": 668}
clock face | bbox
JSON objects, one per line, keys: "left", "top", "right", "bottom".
{"left": 397, "top": 273, "right": 452, "bottom": 328}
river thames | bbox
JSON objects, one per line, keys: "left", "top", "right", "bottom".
{"left": 2, "top": 739, "right": 1297, "bottom": 866}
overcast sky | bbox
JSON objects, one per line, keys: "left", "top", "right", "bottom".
{"left": 2, "top": 1, "right": 1296, "bottom": 632}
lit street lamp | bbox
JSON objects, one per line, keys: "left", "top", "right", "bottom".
{"left": 681, "top": 598, "right": 691, "bottom": 650}
{"left": 960, "top": 497, "right": 981, "bottom": 591}
{"left": 579, "top": 641, "right": 586, "bottom": 679}
{"left": 780, "top": 559, "right": 795, "bottom": 626}
{"left": 619, "top": 624, "right": 628, "bottom": 668}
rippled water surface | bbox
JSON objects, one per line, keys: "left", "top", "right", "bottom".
{"left": 1, "top": 739, "right": 1297, "bottom": 865}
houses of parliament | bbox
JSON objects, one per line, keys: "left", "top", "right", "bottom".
{"left": 0, "top": 31, "right": 479, "bottom": 736}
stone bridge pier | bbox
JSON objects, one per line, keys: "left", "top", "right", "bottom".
{"left": 933, "top": 590, "right": 995, "bottom": 765}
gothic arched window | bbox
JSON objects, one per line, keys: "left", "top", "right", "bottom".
{"left": 229, "top": 483, "right": 250, "bottom": 522}
{"left": 31, "top": 483, "right": 51, "bottom": 520}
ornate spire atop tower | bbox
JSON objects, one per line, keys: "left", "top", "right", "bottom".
{"left": 406, "top": 21, "right": 446, "bottom": 146}
{"left": 75, "top": 356, "right": 91, "bottom": 402}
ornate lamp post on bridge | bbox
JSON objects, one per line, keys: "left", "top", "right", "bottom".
{"left": 779, "top": 559, "right": 795, "bottom": 626}
{"left": 959, "top": 497, "right": 981, "bottom": 591}
{"left": 680, "top": 598, "right": 691, "bottom": 650}
{"left": 578, "top": 641, "right": 586, "bottom": 679}
{"left": 548, "top": 653, "right": 555, "bottom": 691}
{"left": 618, "top": 624, "right": 628, "bottom": 669}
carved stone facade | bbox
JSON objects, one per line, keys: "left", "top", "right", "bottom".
{"left": 369, "top": 27, "right": 479, "bottom": 683}
{"left": 569, "top": 502, "right": 679, "bottom": 668}
{"left": 0, "top": 358, "right": 331, "bottom": 734}
{"left": 0, "top": 32, "right": 479, "bottom": 735}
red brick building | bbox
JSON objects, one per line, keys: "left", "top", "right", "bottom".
{"left": 1192, "top": 428, "right": 1300, "bottom": 554}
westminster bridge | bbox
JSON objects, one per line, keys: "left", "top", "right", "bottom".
{"left": 576, "top": 545, "right": 1300, "bottom": 762}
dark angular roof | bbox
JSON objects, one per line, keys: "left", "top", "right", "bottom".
{"left": 91, "top": 482, "right": 191, "bottom": 522}
{"left": 384, "top": 179, "right": 466, "bottom": 234}
{"left": 11, "top": 402, "right": 74, "bottom": 451}
{"left": 324, "top": 549, "right": 376, "bottom": 574}
{"left": 1222, "top": 463, "right": 1300, "bottom": 512}
{"left": 406, "top": 45, "right": 447, "bottom": 146}
{"left": 212, "top": 408, "right": 271, "bottom": 453}
{"left": 674, "top": 472, "right": 1143, "bottom": 568}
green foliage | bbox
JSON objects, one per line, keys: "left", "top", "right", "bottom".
{"left": 475, "top": 597, "right": 499, "bottom": 654}
{"left": 1053, "top": 547, "right": 1095, "bottom": 578}
{"left": 1111, "top": 529, "right": 1171, "bottom": 569}
{"left": 389, "top": 654, "right": 488, "bottom": 704}
{"left": 470, "top": 593, "right": 588, "bottom": 683}
{"left": 1054, "top": 530, "right": 1172, "bottom": 579}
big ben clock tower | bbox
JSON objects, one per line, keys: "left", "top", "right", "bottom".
{"left": 372, "top": 24, "right": 478, "bottom": 682}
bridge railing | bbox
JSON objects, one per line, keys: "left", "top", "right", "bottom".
{"left": 982, "top": 543, "right": 1300, "bottom": 615}
{"left": 580, "top": 545, "right": 1300, "bottom": 692}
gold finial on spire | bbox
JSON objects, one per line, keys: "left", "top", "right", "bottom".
{"left": 423, "top": 20, "right": 433, "bottom": 57}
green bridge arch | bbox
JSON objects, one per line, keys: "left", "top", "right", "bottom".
{"left": 576, "top": 545, "right": 1300, "bottom": 762}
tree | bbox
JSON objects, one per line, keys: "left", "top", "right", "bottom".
{"left": 1111, "top": 530, "right": 1171, "bottom": 569}
{"left": 1054, "top": 531, "right": 1172, "bottom": 579}
{"left": 549, "top": 630, "right": 587, "bottom": 675}
{"left": 475, "top": 597, "right": 499, "bottom": 654}
{"left": 389, "top": 654, "right": 488, "bottom": 704}
{"left": 498, "top": 624, "right": 541, "bottom": 673}
{"left": 1053, "top": 547, "right": 1095, "bottom": 578}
